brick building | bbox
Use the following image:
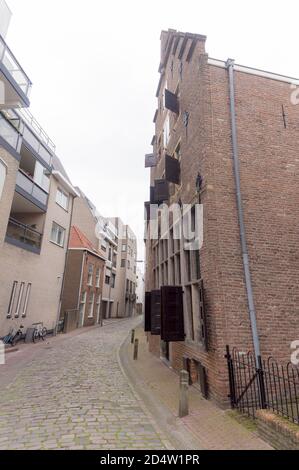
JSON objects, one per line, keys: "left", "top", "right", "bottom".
{"left": 60, "top": 226, "right": 105, "bottom": 330}
{"left": 144, "top": 29, "right": 299, "bottom": 405}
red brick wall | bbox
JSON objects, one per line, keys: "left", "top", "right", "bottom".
{"left": 145, "top": 30, "right": 299, "bottom": 406}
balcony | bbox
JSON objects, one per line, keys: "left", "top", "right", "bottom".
{"left": 19, "top": 108, "right": 56, "bottom": 158}
{"left": 0, "top": 34, "right": 32, "bottom": 109}
{"left": 6, "top": 217, "right": 42, "bottom": 254}
{"left": 0, "top": 111, "right": 21, "bottom": 152}
{"left": 16, "top": 170, "right": 48, "bottom": 210}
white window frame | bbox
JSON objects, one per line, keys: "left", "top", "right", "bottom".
{"left": 56, "top": 187, "right": 69, "bottom": 211}
{"left": 50, "top": 222, "right": 66, "bottom": 247}
{"left": 87, "top": 264, "right": 94, "bottom": 286}
{"left": 15, "top": 282, "right": 24, "bottom": 318}
{"left": 88, "top": 292, "right": 95, "bottom": 318}
{"left": 95, "top": 267, "right": 100, "bottom": 287}
{"left": 122, "top": 244, "right": 126, "bottom": 252}
{"left": 96, "top": 294, "right": 101, "bottom": 323}
{"left": 163, "top": 113, "right": 170, "bottom": 149}
{"left": 22, "top": 283, "right": 31, "bottom": 318}
{"left": 7, "top": 281, "right": 18, "bottom": 318}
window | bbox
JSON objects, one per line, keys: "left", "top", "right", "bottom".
{"left": 105, "top": 275, "right": 110, "bottom": 285}
{"left": 15, "top": 282, "right": 24, "bottom": 318}
{"left": 163, "top": 114, "right": 170, "bottom": 148}
{"left": 96, "top": 295, "right": 101, "bottom": 323}
{"left": 7, "top": 281, "right": 18, "bottom": 318}
{"left": 0, "top": 159, "right": 7, "bottom": 201}
{"left": 22, "top": 283, "right": 31, "bottom": 318}
{"left": 121, "top": 259, "right": 126, "bottom": 268}
{"left": 128, "top": 260, "right": 130, "bottom": 270}
{"left": 88, "top": 292, "right": 95, "bottom": 318}
{"left": 101, "top": 239, "right": 107, "bottom": 251}
{"left": 87, "top": 264, "right": 94, "bottom": 286}
{"left": 51, "top": 222, "right": 65, "bottom": 247}
{"left": 122, "top": 244, "right": 127, "bottom": 252}
{"left": 79, "top": 291, "right": 87, "bottom": 320}
{"left": 34, "top": 161, "right": 50, "bottom": 193}
{"left": 56, "top": 188, "right": 69, "bottom": 210}
{"left": 108, "top": 247, "right": 112, "bottom": 261}
{"left": 95, "top": 267, "right": 100, "bottom": 287}
{"left": 111, "top": 274, "right": 116, "bottom": 288}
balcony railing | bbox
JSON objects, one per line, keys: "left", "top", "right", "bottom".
{"left": 16, "top": 170, "right": 48, "bottom": 207}
{"left": 19, "top": 108, "right": 56, "bottom": 155}
{"left": 0, "top": 112, "right": 21, "bottom": 151}
{"left": 0, "top": 33, "right": 32, "bottom": 97}
{"left": 6, "top": 217, "right": 42, "bottom": 252}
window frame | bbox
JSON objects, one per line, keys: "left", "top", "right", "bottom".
{"left": 50, "top": 222, "right": 66, "bottom": 248}
{"left": 56, "top": 187, "right": 69, "bottom": 211}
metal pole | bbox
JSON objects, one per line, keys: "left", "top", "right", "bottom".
{"left": 226, "top": 59, "right": 261, "bottom": 365}
{"left": 133, "top": 339, "right": 139, "bottom": 360}
{"left": 179, "top": 369, "right": 189, "bottom": 417}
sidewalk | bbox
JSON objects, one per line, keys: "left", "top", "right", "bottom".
{"left": 119, "top": 325, "right": 273, "bottom": 450}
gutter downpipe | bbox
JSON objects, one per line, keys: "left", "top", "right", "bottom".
{"left": 226, "top": 58, "right": 261, "bottom": 365}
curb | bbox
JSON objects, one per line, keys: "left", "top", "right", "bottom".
{"left": 116, "top": 323, "right": 175, "bottom": 450}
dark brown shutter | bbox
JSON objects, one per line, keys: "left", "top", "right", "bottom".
{"left": 145, "top": 153, "right": 157, "bottom": 168}
{"left": 150, "top": 186, "right": 155, "bottom": 204}
{"left": 161, "top": 286, "right": 185, "bottom": 342}
{"left": 151, "top": 290, "right": 161, "bottom": 335}
{"left": 199, "top": 280, "right": 208, "bottom": 351}
{"left": 164, "top": 89, "right": 179, "bottom": 114}
{"left": 154, "top": 179, "right": 169, "bottom": 204}
{"left": 144, "top": 202, "right": 150, "bottom": 222}
{"left": 165, "top": 154, "right": 180, "bottom": 184}
{"left": 198, "top": 362, "right": 208, "bottom": 398}
{"left": 144, "top": 292, "right": 151, "bottom": 332}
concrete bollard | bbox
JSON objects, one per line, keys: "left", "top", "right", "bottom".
{"left": 131, "top": 329, "right": 135, "bottom": 344}
{"left": 179, "top": 369, "right": 189, "bottom": 418}
{"left": 133, "top": 339, "right": 139, "bottom": 360}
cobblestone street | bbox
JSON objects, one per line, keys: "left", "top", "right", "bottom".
{"left": 0, "top": 318, "right": 169, "bottom": 450}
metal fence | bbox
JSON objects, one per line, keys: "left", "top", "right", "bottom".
{"left": 226, "top": 346, "right": 299, "bottom": 425}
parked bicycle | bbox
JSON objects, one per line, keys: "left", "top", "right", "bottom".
{"left": 1, "top": 325, "right": 25, "bottom": 347}
{"left": 32, "top": 322, "right": 47, "bottom": 343}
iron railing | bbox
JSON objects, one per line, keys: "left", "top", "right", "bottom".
{"left": 0, "top": 33, "right": 32, "bottom": 97}
{"left": 226, "top": 345, "right": 299, "bottom": 425}
{"left": 6, "top": 217, "right": 43, "bottom": 250}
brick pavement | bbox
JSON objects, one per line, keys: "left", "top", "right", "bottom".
{"left": 121, "top": 325, "right": 273, "bottom": 450}
{"left": 0, "top": 318, "right": 170, "bottom": 450}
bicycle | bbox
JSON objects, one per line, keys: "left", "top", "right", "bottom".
{"left": 32, "top": 323, "right": 47, "bottom": 343}
{"left": 2, "top": 325, "right": 25, "bottom": 347}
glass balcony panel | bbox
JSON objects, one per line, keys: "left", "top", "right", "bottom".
{"left": 38, "top": 144, "right": 51, "bottom": 166}
{"left": 22, "top": 125, "right": 52, "bottom": 166}
{"left": 16, "top": 170, "right": 48, "bottom": 206}
{"left": 32, "top": 185, "right": 48, "bottom": 206}
{"left": 0, "top": 35, "right": 31, "bottom": 97}
{"left": 6, "top": 217, "right": 42, "bottom": 251}
{"left": 0, "top": 113, "right": 18, "bottom": 148}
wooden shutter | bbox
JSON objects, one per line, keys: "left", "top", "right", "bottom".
{"left": 151, "top": 290, "right": 161, "bottom": 335}
{"left": 144, "top": 292, "right": 151, "bottom": 331}
{"left": 198, "top": 362, "right": 208, "bottom": 399}
{"left": 199, "top": 280, "right": 208, "bottom": 351}
{"left": 164, "top": 89, "right": 179, "bottom": 114}
{"left": 161, "top": 286, "right": 185, "bottom": 342}
{"left": 165, "top": 154, "right": 180, "bottom": 185}
{"left": 145, "top": 153, "right": 157, "bottom": 168}
{"left": 144, "top": 202, "right": 150, "bottom": 222}
{"left": 154, "top": 179, "right": 169, "bottom": 204}
{"left": 150, "top": 186, "right": 155, "bottom": 204}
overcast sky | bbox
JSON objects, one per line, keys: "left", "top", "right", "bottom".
{"left": 6, "top": 0, "right": 299, "bottom": 262}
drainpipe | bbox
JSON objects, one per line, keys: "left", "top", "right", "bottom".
{"left": 226, "top": 59, "right": 261, "bottom": 364}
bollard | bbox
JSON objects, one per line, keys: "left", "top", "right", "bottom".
{"left": 131, "top": 329, "right": 135, "bottom": 344}
{"left": 179, "top": 369, "right": 189, "bottom": 418}
{"left": 133, "top": 339, "right": 139, "bottom": 360}
{"left": 0, "top": 340, "right": 4, "bottom": 365}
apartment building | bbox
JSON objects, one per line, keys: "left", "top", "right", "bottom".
{"left": 144, "top": 29, "right": 299, "bottom": 405}
{"left": 60, "top": 226, "right": 105, "bottom": 331}
{"left": 71, "top": 190, "right": 137, "bottom": 319}
{"left": 0, "top": 3, "right": 78, "bottom": 337}
{"left": 136, "top": 266, "right": 145, "bottom": 315}
{"left": 110, "top": 219, "right": 137, "bottom": 318}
